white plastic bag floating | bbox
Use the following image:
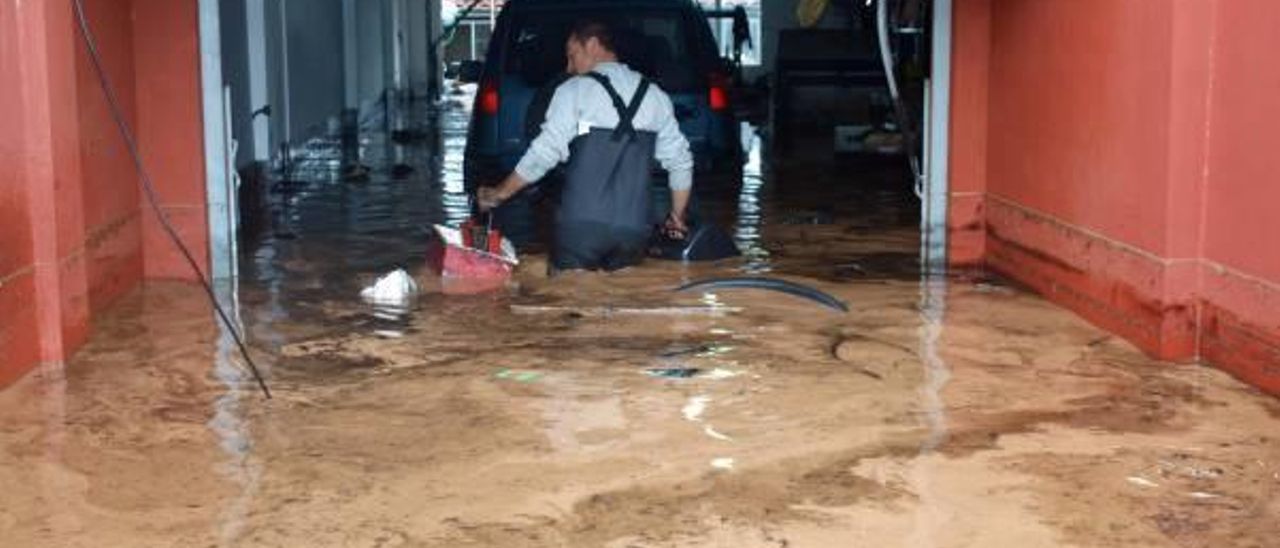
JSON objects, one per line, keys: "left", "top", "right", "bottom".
{"left": 360, "top": 268, "right": 418, "bottom": 306}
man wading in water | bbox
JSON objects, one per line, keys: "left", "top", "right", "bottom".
{"left": 478, "top": 19, "right": 694, "bottom": 272}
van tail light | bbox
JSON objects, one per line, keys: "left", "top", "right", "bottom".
{"left": 708, "top": 72, "right": 730, "bottom": 112}
{"left": 478, "top": 79, "right": 500, "bottom": 115}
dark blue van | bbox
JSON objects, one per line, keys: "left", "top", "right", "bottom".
{"left": 460, "top": 0, "right": 742, "bottom": 194}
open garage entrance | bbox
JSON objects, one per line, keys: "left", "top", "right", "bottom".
{"left": 200, "top": 0, "right": 955, "bottom": 303}
{"left": 193, "top": 0, "right": 956, "bottom": 391}
{"left": 3, "top": 1, "right": 1280, "bottom": 546}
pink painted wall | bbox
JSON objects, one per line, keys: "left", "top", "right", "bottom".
{"left": 133, "top": 0, "right": 209, "bottom": 280}
{"left": 0, "top": 0, "right": 43, "bottom": 386}
{"left": 0, "top": 0, "right": 97, "bottom": 386}
{"left": 75, "top": 0, "right": 145, "bottom": 314}
{"left": 986, "top": 0, "right": 1174, "bottom": 255}
{"left": 946, "top": 0, "right": 990, "bottom": 266}
{"left": 950, "top": 0, "right": 1280, "bottom": 394}
{"left": 1203, "top": 1, "right": 1280, "bottom": 283}
{"left": 1199, "top": 0, "right": 1280, "bottom": 391}
{"left": 979, "top": 0, "right": 1196, "bottom": 359}
{"left": 0, "top": 0, "right": 207, "bottom": 389}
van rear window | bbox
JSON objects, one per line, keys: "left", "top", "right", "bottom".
{"left": 502, "top": 10, "right": 705, "bottom": 92}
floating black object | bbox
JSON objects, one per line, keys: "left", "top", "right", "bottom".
{"left": 649, "top": 223, "right": 740, "bottom": 262}
{"left": 390, "top": 129, "right": 429, "bottom": 145}
{"left": 645, "top": 367, "right": 702, "bottom": 379}
{"left": 391, "top": 164, "right": 415, "bottom": 178}
{"left": 675, "top": 277, "right": 850, "bottom": 313}
{"left": 342, "top": 164, "right": 371, "bottom": 182}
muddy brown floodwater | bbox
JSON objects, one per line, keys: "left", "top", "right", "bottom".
{"left": 2, "top": 99, "right": 1278, "bottom": 548}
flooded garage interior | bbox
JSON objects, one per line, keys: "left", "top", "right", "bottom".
{"left": 2, "top": 1, "right": 1278, "bottom": 547}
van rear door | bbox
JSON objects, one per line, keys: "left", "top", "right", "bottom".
{"left": 498, "top": 8, "right": 714, "bottom": 160}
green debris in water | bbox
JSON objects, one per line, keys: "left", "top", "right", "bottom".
{"left": 495, "top": 369, "right": 543, "bottom": 383}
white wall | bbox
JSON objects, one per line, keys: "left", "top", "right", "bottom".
{"left": 219, "top": 0, "right": 255, "bottom": 167}
{"left": 357, "top": 0, "right": 389, "bottom": 118}
{"left": 284, "top": 0, "right": 346, "bottom": 139}
{"left": 406, "top": 0, "right": 431, "bottom": 94}
{"left": 214, "top": 0, "right": 280, "bottom": 165}
{"left": 262, "top": 0, "right": 287, "bottom": 154}
{"left": 219, "top": 0, "right": 438, "bottom": 167}
{"left": 428, "top": 0, "right": 442, "bottom": 96}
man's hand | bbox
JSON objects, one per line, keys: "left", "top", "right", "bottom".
{"left": 477, "top": 174, "right": 528, "bottom": 211}
{"left": 664, "top": 188, "right": 691, "bottom": 239}
{"left": 663, "top": 210, "right": 688, "bottom": 240}
{"left": 477, "top": 186, "right": 504, "bottom": 211}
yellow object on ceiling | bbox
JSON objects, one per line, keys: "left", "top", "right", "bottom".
{"left": 796, "top": 0, "right": 831, "bottom": 28}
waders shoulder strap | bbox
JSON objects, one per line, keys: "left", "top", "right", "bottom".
{"left": 584, "top": 72, "right": 652, "bottom": 140}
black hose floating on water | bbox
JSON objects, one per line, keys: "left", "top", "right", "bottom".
{"left": 71, "top": 0, "right": 271, "bottom": 399}
{"left": 675, "top": 277, "right": 850, "bottom": 313}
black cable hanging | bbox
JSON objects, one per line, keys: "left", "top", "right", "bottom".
{"left": 70, "top": 0, "right": 271, "bottom": 399}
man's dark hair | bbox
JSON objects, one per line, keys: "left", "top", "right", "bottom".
{"left": 569, "top": 19, "right": 616, "bottom": 53}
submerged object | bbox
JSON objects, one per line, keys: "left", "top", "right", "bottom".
{"left": 645, "top": 367, "right": 702, "bottom": 379}
{"left": 675, "top": 277, "right": 849, "bottom": 313}
{"left": 390, "top": 163, "right": 415, "bottom": 178}
{"left": 649, "top": 223, "right": 740, "bottom": 262}
{"left": 390, "top": 128, "right": 429, "bottom": 145}
{"left": 510, "top": 304, "right": 740, "bottom": 317}
{"left": 427, "top": 224, "right": 518, "bottom": 294}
